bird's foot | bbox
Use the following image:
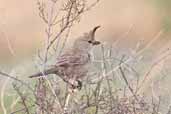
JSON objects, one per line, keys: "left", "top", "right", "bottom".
{"left": 68, "top": 79, "right": 82, "bottom": 92}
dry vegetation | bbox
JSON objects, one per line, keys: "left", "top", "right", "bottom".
{"left": 0, "top": 0, "right": 171, "bottom": 114}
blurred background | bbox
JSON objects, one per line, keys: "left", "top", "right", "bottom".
{"left": 0, "top": 0, "right": 171, "bottom": 65}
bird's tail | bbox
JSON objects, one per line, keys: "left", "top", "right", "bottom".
{"left": 28, "top": 67, "right": 58, "bottom": 78}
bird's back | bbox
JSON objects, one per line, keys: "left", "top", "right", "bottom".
{"left": 56, "top": 48, "right": 90, "bottom": 67}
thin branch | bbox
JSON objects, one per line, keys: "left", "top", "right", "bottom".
{"left": 0, "top": 71, "right": 34, "bottom": 92}
{"left": 12, "top": 84, "right": 30, "bottom": 114}
{"left": 119, "top": 56, "right": 139, "bottom": 103}
{"left": 10, "top": 105, "right": 34, "bottom": 114}
{"left": 63, "top": 92, "right": 71, "bottom": 114}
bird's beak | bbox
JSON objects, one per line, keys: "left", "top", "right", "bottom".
{"left": 91, "top": 26, "right": 101, "bottom": 45}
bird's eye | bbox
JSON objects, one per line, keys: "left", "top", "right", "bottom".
{"left": 88, "top": 40, "right": 92, "bottom": 43}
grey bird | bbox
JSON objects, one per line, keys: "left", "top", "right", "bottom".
{"left": 29, "top": 26, "right": 101, "bottom": 89}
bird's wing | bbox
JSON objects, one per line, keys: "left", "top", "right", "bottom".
{"left": 56, "top": 49, "right": 90, "bottom": 67}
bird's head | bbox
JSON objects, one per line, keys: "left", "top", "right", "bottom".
{"left": 73, "top": 26, "right": 101, "bottom": 51}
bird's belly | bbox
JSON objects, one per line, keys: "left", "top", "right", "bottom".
{"left": 63, "top": 65, "right": 88, "bottom": 79}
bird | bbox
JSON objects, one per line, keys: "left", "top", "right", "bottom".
{"left": 29, "top": 26, "right": 101, "bottom": 90}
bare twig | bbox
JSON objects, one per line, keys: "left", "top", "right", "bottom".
{"left": 10, "top": 105, "right": 34, "bottom": 114}
{"left": 119, "top": 56, "right": 139, "bottom": 103}
{"left": 12, "top": 84, "right": 30, "bottom": 114}
{"left": 0, "top": 71, "right": 34, "bottom": 92}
